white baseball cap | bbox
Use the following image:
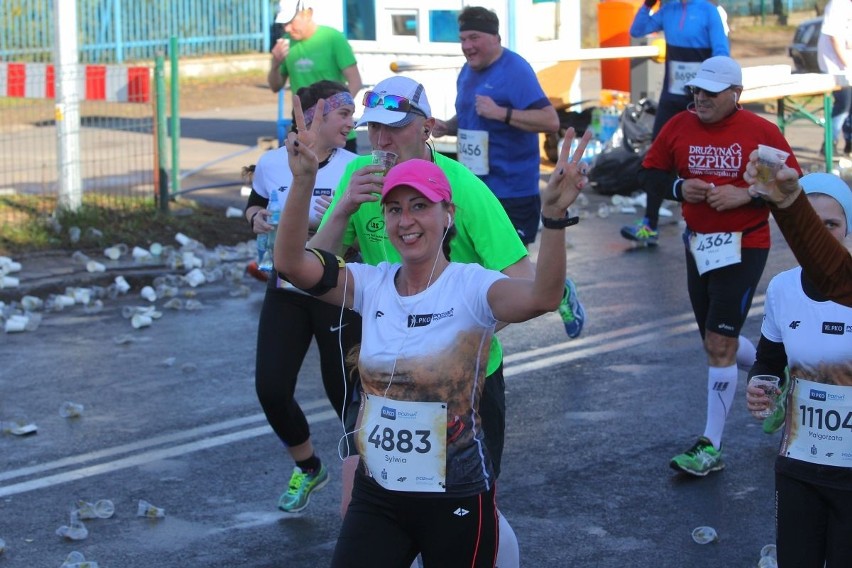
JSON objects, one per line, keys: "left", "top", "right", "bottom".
{"left": 275, "top": 0, "right": 313, "bottom": 24}
{"left": 686, "top": 56, "right": 743, "bottom": 93}
{"left": 356, "top": 76, "right": 432, "bottom": 128}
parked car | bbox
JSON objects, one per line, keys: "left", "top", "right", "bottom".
{"left": 788, "top": 16, "right": 823, "bottom": 73}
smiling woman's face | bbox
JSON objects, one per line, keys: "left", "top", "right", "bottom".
{"left": 808, "top": 193, "right": 848, "bottom": 242}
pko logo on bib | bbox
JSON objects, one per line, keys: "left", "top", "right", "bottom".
{"left": 810, "top": 390, "right": 827, "bottom": 402}
{"left": 381, "top": 406, "right": 396, "bottom": 420}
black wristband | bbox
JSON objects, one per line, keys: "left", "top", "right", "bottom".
{"left": 672, "top": 178, "right": 685, "bottom": 202}
{"left": 249, "top": 210, "right": 260, "bottom": 226}
{"left": 541, "top": 213, "right": 579, "bottom": 229}
{"left": 504, "top": 107, "right": 513, "bottom": 124}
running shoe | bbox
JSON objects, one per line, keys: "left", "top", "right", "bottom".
{"left": 763, "top": 374, "right": 791, "bottom": 435}
{"left": 245, "top": 260, "right": 269, "bottom": 283}
{"left": 669, "top": 437, "right": 725, "bottom": 476}
{"left": 558, "top": 278, "right": 585, "bottom": 339}
{"left": 277, "top": 464, "right": 329, "bottom": 513}
{"left": 620, "top": 217, "right": 659, "bottom": 246}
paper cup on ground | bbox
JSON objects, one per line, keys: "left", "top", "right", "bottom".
{"left": 370, "top": 150, "right": 398, "bottom": 175}
{"left": 755, "top": 145, "right": 790, "bottom": 184}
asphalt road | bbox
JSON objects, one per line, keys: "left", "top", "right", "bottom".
{"left": 1, "top": 199, "right": 802, "bottom": 567}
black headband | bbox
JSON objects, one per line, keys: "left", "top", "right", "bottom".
{"left": 459, "top": 19, "right": 498, "bottom": 35}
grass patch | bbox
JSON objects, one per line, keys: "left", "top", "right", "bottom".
{"left": 0, "top": 193, "right": 252, "bottom": 257}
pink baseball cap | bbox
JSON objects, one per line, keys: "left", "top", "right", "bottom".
{"left": 381, "top": 159, "right": 452, "bottom": 203}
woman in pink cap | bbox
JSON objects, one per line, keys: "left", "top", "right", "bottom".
{"left": 273, "top": 95, "right": 591, "bottom": 567}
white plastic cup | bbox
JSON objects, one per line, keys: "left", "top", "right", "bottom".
{"left": 225, "top": 206, "right": 243, "bottom": 218}
{"left": 4, "top": 315, "right": 28, "bottom": 333}
{"left": 755, "top": 144, "right": 790, "bottom": 184}
{"left": 131, "top": 313, "right": 153, "bottom": 329}
{"left": 86, "top": 260, "right": 106, "bottom": 273}
{"left": 749, "top": 375, "right": 781, "bottom": 419}
{"left": 132, "top": 246, "right": 153, "bottom": 261}
{"left": 691, "top": 526, "right": 718, "bottom": 544}
{"left": 370, "top": 150, "right": 398, "bottom": 175}
{"left": 104, "top": 246, "right": 122, "bottom": 260}
{"left": 149, "top": 242, "right": 163, "bottom": 256}
{"left": 140, "top": 286, "right": 157, "bottom": 302}
{"left": 0, "top": 276, "right": 20, "bottom": 289}
{"left": 175, "top": 232, "right": 192, "bottom": 246}
{"left": 114, "top": 276, "right": 131, "bottom": 294}
{"left": 137, "top": 499, "right": 166, "bottom": 518}
{"left": 184, "top": 268, "right": 206, "bottom": 288}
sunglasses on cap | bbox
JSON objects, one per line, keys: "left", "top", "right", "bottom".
{"left": 362, "top": 91, "right": 427, "bottom": 117}
{"left": 685, "top": 86, "right": 729, "bottom": 98}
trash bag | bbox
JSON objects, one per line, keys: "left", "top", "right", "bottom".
{"left": 589, "top": 147, "right": 645, "bottom": 196}
{"left": 588, "top": 98, "right": 656, "bottom": 196}
{"left": 542, "top": 106, "right": 594, "bottom": 163}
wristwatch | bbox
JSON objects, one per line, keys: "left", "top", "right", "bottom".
{"left": 541, "top": 213, "right": 579, "bottom": 229}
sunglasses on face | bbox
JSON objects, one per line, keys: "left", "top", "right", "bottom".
{"left": 362, "top": 91, "right": 426, "bottom": 116}
{"left": 686, "top": 86, "right": 728, "bottom": 98}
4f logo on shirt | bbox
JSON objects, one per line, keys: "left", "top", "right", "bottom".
{"left": 453, "top": 508, "right": 469, "bottom": 517}
{"left": 822, "top": 321, "right": 845, "bottom": 335}
{"left": 789, "top": 320, "right": 801, "bottom": 329}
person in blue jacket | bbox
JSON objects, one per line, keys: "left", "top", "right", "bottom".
{"left": 621, "top": 0, "right": 729, "bottom": 246}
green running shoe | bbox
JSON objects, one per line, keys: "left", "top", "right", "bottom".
{"left": 278, "top": 464, "right": 329, "bottom": 513}
{"left": 670, "top": 437, "right": 725, "bottom": 477}
{"left": 763, "top": 374, "right": 791, "bottom": 434}
{"left": 620, "top": 217, "right": 659, "bottom": 246}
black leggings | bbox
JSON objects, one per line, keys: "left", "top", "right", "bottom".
{"left": 254, "top": 287, "right": 361, "bottom": 449}
{"left": 332, "top": 474, "right": 498, "bottom": 568}
{"left": 776, "top": 472, "right": 852, "bottom": 567}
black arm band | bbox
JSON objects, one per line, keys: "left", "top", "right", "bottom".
{"left": 281, "top": 248, "right": 344, "bottom": 297}
{"left": 504, "top": 107, "right": 513, "bottom": 124}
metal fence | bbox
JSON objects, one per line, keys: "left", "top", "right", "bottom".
{"left": 1, "top": 0, "right": 274, "bottom": 64}
{"left": 0, "top": 62, "right": 156, "bottom": 227}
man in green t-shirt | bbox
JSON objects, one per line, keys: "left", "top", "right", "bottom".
{"left": 268, "top": 1, "right": 362, "bottom": 151}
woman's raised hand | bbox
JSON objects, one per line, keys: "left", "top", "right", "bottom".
{"left": 541, "top": 127, "right": 593, "bottom": 216}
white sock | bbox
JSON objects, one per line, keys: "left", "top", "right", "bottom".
{"left": 496, "top": 510, "right": 520, "bottom": 568}
{"left": 702, "top": 364, "right": 738, "bottom": 449}
{"left": 736, "top": 335, "right": 756, "bottom": 372}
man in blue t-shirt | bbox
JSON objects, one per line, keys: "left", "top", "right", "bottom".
{"left": 432, "top": 6, "right": 585, "bottom": 339}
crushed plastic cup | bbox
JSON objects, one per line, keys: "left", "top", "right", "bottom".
{"left": 21, "top": 295, "right": 44, "bottom": 311}
{"left": 71, "top": 250, "right": 89, "bottom": 264}
{"left": 163, "top": 298, "right": 184, "bottom": 310}
{"left": 137, "top": 499, "right": 165, "bottom": 518}
{"left": 76, "top": 499, "right": 115, "bottom": 520}
{"left": 86, "top": 260, "right": 106, "bottom": 273}
{"left": 104, "top": 246, "right": 122, "bottom": 260}
{"left": 0, "top": 276, "right": 20, "bottom": 289}
{"left": 59, "top": 401, "right": 85, "bottom": 418}
{"left": 182, "top": 251, "right": 203, "bottom": 269}
{"left": 0, "top": 259, "right": 21, "bottom": 273}
{"left": 131, "top": 313, "right": 153, "bottom": 329}
{"left": 370, "top": 150, "right": 398, "bottom": 175}
{"left": 62, "top": 551, "right": 86, "bottom": 565}
{"left": 755, "top": 144, "right": 790, "bottom": 185}
{"left": 2, "top": 421, "right": 38, "bottom": 436}
{"left": 114, "top": 276, "right": 131, "bottom": 294}
{"left": 4, "top": 315, "right": 28, "bottom": 333}
{"left": 83, "top": 300, "right": 104, "bottom": 314}
{"left": 56, "top": 513, "right": 88, "bottom": 541}
{"left": 184, "top": 268, "right": 206, "bottom": 288}
{"left": 758, "top": 557, "right": 778, "bottom": 568}
{"left": 691, "top": 526, "right": 718, "bottom": 544}
{"left": 185, "top": 299, "right": 203, "bottom": 311}
{"left": 760, "top": 544, "right": 777, "bottom": 559}
{"left": 140, "top": 286, "right": 157, "bottom": 302}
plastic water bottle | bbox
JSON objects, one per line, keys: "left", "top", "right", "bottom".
{"left": 258, "top": 190, "right": 281, "bottom": 273}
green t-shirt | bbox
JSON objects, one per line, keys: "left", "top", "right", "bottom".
{"left": 320, "top": 152, "right": 529, "bottom": 375}
{"left": 279, "top": 25, "right": 358, "bottom": 142}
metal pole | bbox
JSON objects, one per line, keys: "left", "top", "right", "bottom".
{"left": 155, "top": 55, "right": 169, "bottom": 212}
{"left": 115, "top": 0, "right": 124, "bottom": 63}
{"left": 170, "top": 36, "right": 180, "bottom": 196}
{"left": 55, "top": 0, "right": 83, "bottom": 212}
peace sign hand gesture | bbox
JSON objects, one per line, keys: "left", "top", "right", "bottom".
{"left": 284, "top": 94, "right": 326, "bottom": 180}
{"left": 541, "top": 127, "right": 593, "bottom": 218}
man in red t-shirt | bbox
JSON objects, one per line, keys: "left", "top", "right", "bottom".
{"left": 640, "top": 56, "right": 802, "bottom": 476}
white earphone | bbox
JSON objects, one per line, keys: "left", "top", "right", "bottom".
{"left": 733, "top": 92, "right": 739, "bottom": 103}
{"left": 446, "top": 213, "right": 453, "bottom": 227}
